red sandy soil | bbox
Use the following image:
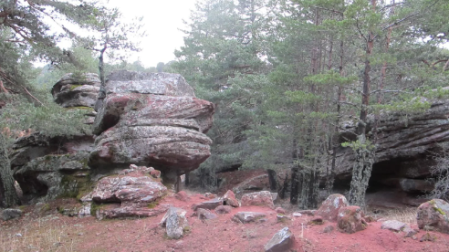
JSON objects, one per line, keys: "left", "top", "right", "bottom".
{"left": 2, "top": 191, "right": 449, "bottom": 252}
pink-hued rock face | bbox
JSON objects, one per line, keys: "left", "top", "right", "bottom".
{"left": 89, "top": 70, "right": 215, "bottom": 175}
{"left": 337, "top": 206, "right": 367, "bottom": 234}
{"left": 316, "top": 194, "right": 349, "bottom": 221}
{"left": 417, "top": 199, "right": 449, "bottom": 234}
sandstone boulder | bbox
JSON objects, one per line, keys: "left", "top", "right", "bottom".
{"left": 264, "top": 227, "right": 295, "bottom": 252}
{"left": 91, "top": 173, "right": 166, "bottom": 206}
{"left": 417, "top": 199, "right": 449, "bottom": 234}
{"left": 223, "top": 190, "right": 239, "bottom": 207}
{"left": 316, "top": 194, "right": 349, "bottom": 221}
{"left": 160, "top": 207, "right": 189, "bottom": 239}
{"left": 337, "top": 206, "right": 367, "bottom": 234}
{"left": 241, "top": 191, "right": 274, "bottom": 209}
{"left": 90, "top": 165, "right": 167, "bottom": 219}
{"left": 1, "top": 208, "right": 22, "bottom": 221}
{"left": 89, "top": 71, "right": 214, "bottom": 178}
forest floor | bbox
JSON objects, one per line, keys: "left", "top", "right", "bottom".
{"left": 1, "top": 190, "right": 449, "bottom": 252}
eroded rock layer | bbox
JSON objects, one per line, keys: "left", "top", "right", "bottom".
{"left": 89, "top": 71, "right": 215, "bottom": 176}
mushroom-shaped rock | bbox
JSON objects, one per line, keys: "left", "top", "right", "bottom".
{"left": 264, "top": 227, "right": 295, "bottom": 252}
{"left": 241, "top": 191, "right": 274, "bottom": 209}
{"left": 417, "top": 199, "right": 449, "bottom": 234}
{"left": 316, "top": 194, "right": 349, "bottom": 221}
{"left": 89, "top": 71, "right": 215, "bottom": 177}
{"left": 160, "top": 207, "right": 189, "bottom": 239}
{"left": 337, "top": 206, "right": 367, "bottom": 234}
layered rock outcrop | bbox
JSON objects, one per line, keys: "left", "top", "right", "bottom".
{"left": 11, "top": 73, "right": 100, "bottom": 201}
{"left": 89, "top": 71, "right": 215, "bottom": 178}
{"left": 51, "top": 73, "right": 100, "bottom": 108}
{"left": 11, "top": 134, "right": 94, "bottom": 201}
{"left": 328, "top": 99, "right": 449, "bottom": 205}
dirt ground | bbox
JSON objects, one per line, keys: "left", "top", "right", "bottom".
{"left": 2, "top": 191, "right": 449, "bottom": 252}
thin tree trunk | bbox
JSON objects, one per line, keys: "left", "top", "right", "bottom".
{"left": 0, "top": 135, "right": 19, "bottom": 207}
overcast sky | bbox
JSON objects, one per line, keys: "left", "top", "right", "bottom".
{"left": 106, "top": 0, "right": 198, "bottom": 68}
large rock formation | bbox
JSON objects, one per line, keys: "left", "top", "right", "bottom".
{"left": 89, "top": 71, "right": 215, "bottom": 179}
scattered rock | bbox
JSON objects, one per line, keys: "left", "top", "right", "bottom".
{"left": 403, "top": 225, "right": 419, "bottom": 238}
{"left": 215, "top": 205, "right": 232, "bottom": 214}
{"left": 296, "top": 210, "right": 315, "bottom": 216}
{"left": 160, "top": 207, "right": 189, "bottom": 239}
{"left": 192, "top": 198, "right": 223, "bottom": 211}
{"left": 337, "top": 206, "right": 367, "bottom": 234}
{"left": 78, "top": 203, "right": 91, "bottom": 218}
{"left": 204, "top": 193, "right": 217, "bottom": 199}
{"left": 381, "top": 220, "right": 406, "bottom": 232}
{"left": 240, "top": 191, "right": 274, "bottom": 209}
{"left": 195, "top": 208, "right": 217, "bottom": 220}
{"left": 316, "top": 194, "right": 349, "bottom": 221}
{"left": 175, "top": 191, "right": 190, "bottom": 202}
{"left": 323, "top": 225, "right": 334, "bottom": 233}
{"left": 275, "top": 207, "right": 286, "bottom": 214}
{"left": 223, "top": 190, "right": 239, "bottom": 207}
{"left": 292, "top": 212, "right": 302, "bottom": 217}
{"left": 233, "top": 212, "right": 266, "bottom": 223}
{"left": 277, "top": 215, "right": 291, "bottom": 223}
{"left": 1, "top": 208, "right": 22, "bottom": 221}
{"left": 420, "top": 232, "right": 437, "bottom": 242}
{"left": 309, "top": 216, "right": 324, "bottom": 225}
{"left": 264, "top": 227, "right": 295, "bottom": 252}
{"left": 417, "top": 199, "right": 449, "bottom": 234}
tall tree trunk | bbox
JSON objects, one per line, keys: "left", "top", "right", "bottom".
{"left": 0, "top": 135, "right": 19, "bottom": 208}
{"left": 349, "top": 0, "right": 377, "bottom": 208}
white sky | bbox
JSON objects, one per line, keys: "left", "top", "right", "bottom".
{"left": 105, "top": 0, "right": 198, "bottom": 68}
